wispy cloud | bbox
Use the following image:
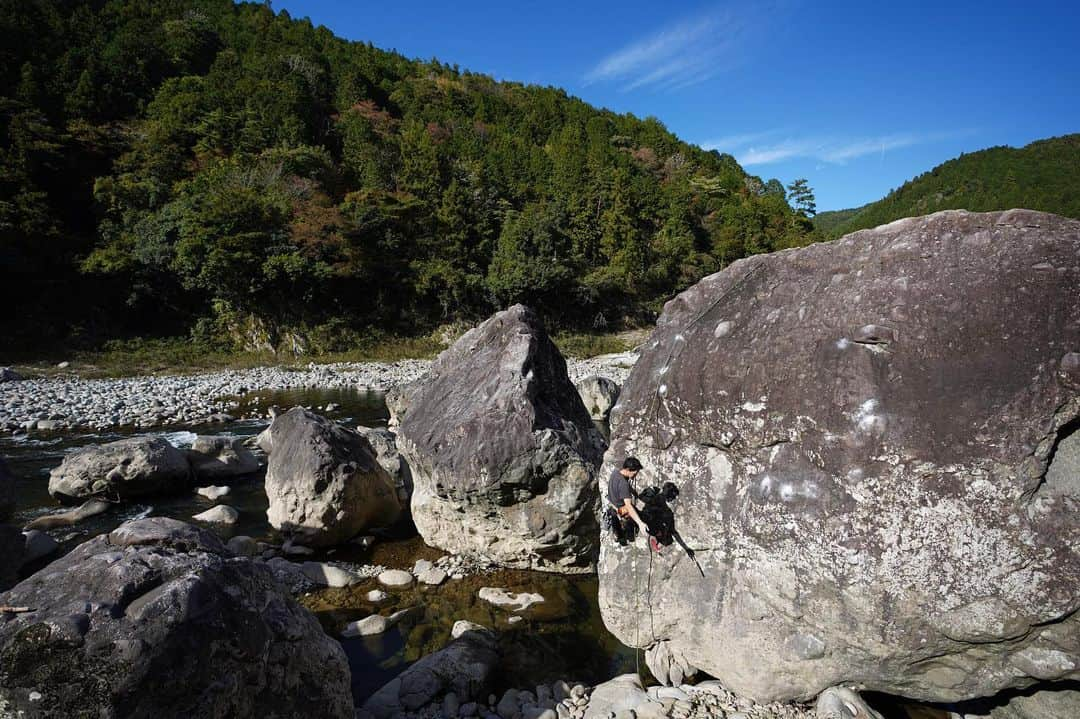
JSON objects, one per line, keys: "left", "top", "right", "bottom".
{"left": 700, "top": 130, "right": 782, "bottom": 153}
{"left": 583, "top": 4, "right": 776, "bottom": 92}
{"left": 705, "top": 130, "right": 968, "bottom": 166}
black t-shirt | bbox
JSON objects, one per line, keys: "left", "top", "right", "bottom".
{"left": 608, "top": 468, "right": 634, "bottom": 509}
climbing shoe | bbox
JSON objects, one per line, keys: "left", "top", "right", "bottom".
{"left": 649, "top": 535, "right": 662, "bottom": 554}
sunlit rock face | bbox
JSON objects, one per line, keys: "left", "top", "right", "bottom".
{"left": 0, "top": 518, "right": 353, "bottom": 718}
{"left": 598, "top": 209, "right": 1080, "bottom": 703}
{"left": 398, "top": 304, "right": 606, "bottom": 573}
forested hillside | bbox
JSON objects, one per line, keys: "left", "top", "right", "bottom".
{"left": 815, "top": 134, "right": 1080, "bottom": 238}
{"left": 0, "top": 0, "right": 814, "bottom": 353}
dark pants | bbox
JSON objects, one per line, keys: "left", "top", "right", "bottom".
{"left": 605, "top": 508, "right": 638, "bottom": 545}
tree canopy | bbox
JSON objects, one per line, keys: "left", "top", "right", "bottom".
{"left": 0, "top": 0, "right": 816, "bottom": 351}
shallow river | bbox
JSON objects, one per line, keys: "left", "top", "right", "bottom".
{"left": 2, "top": 386, "right": 953, "bottom": 717}
{"left": 1, "top": 386, "right": 636, "bottom": 706}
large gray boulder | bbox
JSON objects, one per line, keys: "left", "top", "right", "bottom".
{"left": 265, "top": 407, "right": 402, "bottom": 546}
{"left": 361, "top": 626, "right": 499, "bottom": 719}
{"left": 397, "top": 304, "right": 606, "bottom": 572}
{"left": 187, "top": 435, "right": 261, "bottom": 481}
{"left": 0, "top": 517, "right": 352, "bottom": 718}
{"left": 598, "top": 210, "right": 1080, "bottom": 703}
{"left": 48, "top": 436, "right": 192, "bottom": 501}
{"left": 0, "top": 456, "right": 14, "bottom": 519}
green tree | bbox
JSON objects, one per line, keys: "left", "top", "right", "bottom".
{"left": 786, "top": 178, "right": 817, "bottom": 217}
{"left": 486, "top": 203, "right": 573, "bottom": 311}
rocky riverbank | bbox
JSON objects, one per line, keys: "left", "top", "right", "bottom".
{"left": 0, "top": 354, "right": 635, "bottom": 434}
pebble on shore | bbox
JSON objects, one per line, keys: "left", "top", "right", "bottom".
{"left": 0, "top": 357, "right": 632, "bottom": 434}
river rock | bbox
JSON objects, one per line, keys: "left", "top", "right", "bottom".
{"left": 444, "top": 692, "right": 461, "bottom": 718}
{"left": 397, "top": 305, "right": 606, "bottom": 572}
{"left": 478, "top": 587, "right": 545, "bottom": 612}
{"left": 990, "top": 686, "right": 1080, "bottom": 719}
{"left": 342, "top": 614, "right": 390, "bottom": 637}
{"left": 23, "top": 498, "right": 112, "bottom": 530}
{"left": 598, "top": 209, "right": 1080, "bottom": 703}
{"left": 0, "top": 456, "right": 13, "bottom": 519}
{"left": 227, "top": 534, "right": 259, "bottom": 557}
{"left": 583, "top": 674, "right": 651, "bottom": 719}
{"left": 418, "top": 566, "right": 448, "bottom": 586}
{"left": 263, "top": 556, "right": 314, "bottom": 593}
{"left": 362, "top": 624, "right": 499, "bottom": 719}
{"left": 187, "top": 435, "right": 260, "bottom": 480}
{"left": 815, "top": 687, "right": 884, "bottom": 719}
{"left": 301, "top": 561, "right": 363, "bottom": 587}
{"left": 452, "top": 620, "right": 487, "bottom": 639}
{"left": 575, "top": 375, "right": 620, "bottom": 421}
{"left": 48, "top": 436, "right": 192, "bottom": 501}
{"left": 196, "top": 484, "right": 231, "bottom": 500}
{"left": 0, "top": 517, "right": 352, "bottom": 717}
{"left": 497, "top": 689, "right": 520, "bottom": 718}
{"left": 378, "top": 569, "right": 414, "bottom": 587}
{"left": 0, "top": 524, "right": 25, "bottom": 591}
{"left": 192, "top": 504, "right": 239, "bottom": 525}
{"left": 357, "top": 425, "right": 413, "bottom": 504}
{"left": 21, "top": 529, "right": 59, "bottom": 565}
{"left": 264, "top": 407, "right": 402, "bottom": 546}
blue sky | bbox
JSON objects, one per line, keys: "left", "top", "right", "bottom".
{"left": 273, "top": 0, "right": 1079, "bottom": 211}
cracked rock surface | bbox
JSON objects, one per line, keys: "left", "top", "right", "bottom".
{"left": 398, "top": 305, "right": 606, "bottom": 573}
{"left": 265, "top": 407, "right": 402, "bottom": 546}
{"left": 0, "top": 517, "right": 352, "bottom": 718}
{"left": 598, "top": 209, "right": 1080, "bottom": 703}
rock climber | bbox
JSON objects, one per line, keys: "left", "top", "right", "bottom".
{"left": 606, "top": 456, "right": 661, "bottom": 552}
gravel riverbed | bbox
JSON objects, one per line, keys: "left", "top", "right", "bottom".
{"left": 0, "top": 354, "right": 635, "bottom": 434}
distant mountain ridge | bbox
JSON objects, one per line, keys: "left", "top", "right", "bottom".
{"left": 815, "top": 134, "right": 1080, "bottom": 237}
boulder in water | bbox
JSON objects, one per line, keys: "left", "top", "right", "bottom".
{"left": 23, "top": 498, "right": 111, "bottom": 530}
{"left": 397, "top": 305, "right": 606, "bottom": 572}
{"left": 187, "top": 435, "right": 260, "bottom": 481}
{"left": 196, "top": 485, "right": 231, "bottom": 500}
{"left": 575, "top": 375, "right": 620, "bottom": 421}
{"left": 192, "top": 504, "right": 239, "bottom": 525}
{"left": 264, "top": 408, "right": 402, "bottom": 546}
{"left": 362, "top": 624, "right": 499, "bottom": 719}
{"left": 0, "top": 517, "right": 352, "bottom": 717}
{"left": 599, "top": 210, "right": 1080, "bottom": 703}
{"left": 48, "top": 436, "right": 191, "bottom": 502}
{"left": 21, "top": 529, "right": 59, "bottom": 566}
